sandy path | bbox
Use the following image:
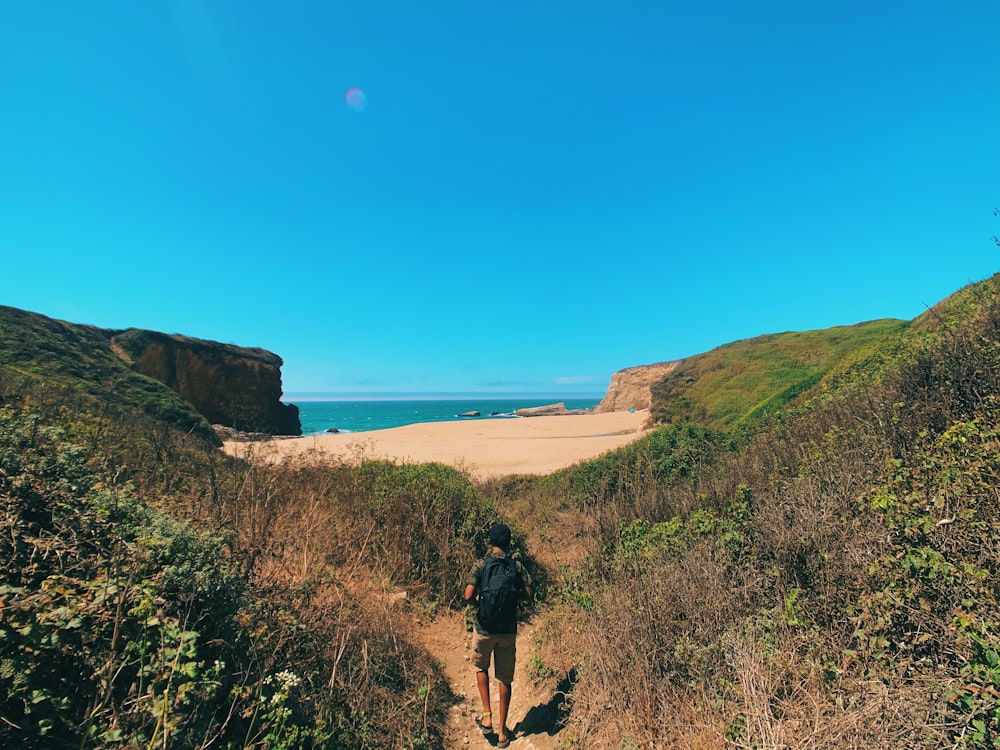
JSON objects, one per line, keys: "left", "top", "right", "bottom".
{"left": 414, "top": 609, "right": 566, "bottom": 750}
{"left": 225, "top": 410, "right": 649, "bottom": 480}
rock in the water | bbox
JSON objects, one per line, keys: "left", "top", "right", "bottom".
{"left": 515, "top": 402, "right": 591, "bottom": 417}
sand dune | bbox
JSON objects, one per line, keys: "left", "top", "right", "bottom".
{"left": 224, "top": 409, "right": 650, "bottom": 480}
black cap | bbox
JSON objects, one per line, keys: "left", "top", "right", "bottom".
{"left": 489, "top": 523, "right": 511, "bottom": 549}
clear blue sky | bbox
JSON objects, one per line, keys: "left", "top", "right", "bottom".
{"left": 2, "top": 2, "right": 997, "bottom": 398}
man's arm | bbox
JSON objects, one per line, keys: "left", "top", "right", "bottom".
{"left": 464, "top": 558, "right": 483, "bottom": 602}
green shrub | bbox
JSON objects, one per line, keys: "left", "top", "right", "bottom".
{"left": 351, "top": 460, "right": 500, "bottom": 603}
{"left": 0, "top": 409, "right": 246, "bottom": 746}
{"left": 851, "top": 415, "right": 1000, "bottom": 746}
{"left": 563, "top": 422, "right": 733, "bottom": 513}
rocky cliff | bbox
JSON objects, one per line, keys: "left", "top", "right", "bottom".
{"left": 110, "top": 329, "right": 301, "bottom": 436}
{"left": 595, "top": 361, "right": 681, "bottom": 413}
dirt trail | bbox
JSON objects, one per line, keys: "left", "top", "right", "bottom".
{"left": 414, "top": 609, "right": 567, "bottom": 750}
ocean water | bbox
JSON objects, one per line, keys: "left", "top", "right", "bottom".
{"left": 292, "top": 397, "right": 603, "bottom": 435}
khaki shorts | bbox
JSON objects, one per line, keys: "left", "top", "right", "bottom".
{"left": 472, "top": 632, "right": 517, "bottom": 684}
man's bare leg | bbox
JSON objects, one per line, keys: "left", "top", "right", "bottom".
{"left": 497, "top": 680, "right": 512, "bottom": 743}
{"left": 475, "top": 670, "right": 493, "bottom": 729}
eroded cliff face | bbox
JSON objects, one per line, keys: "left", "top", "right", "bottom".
{"left": 110, "top": 330, "right": 301, "bottom": 435}
{"left": 595, "top": 361, "right": 681, "bottom": 413}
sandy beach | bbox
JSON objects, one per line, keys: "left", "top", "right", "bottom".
{"left": 224, "top": 409, "right": 650, "bottom": 480}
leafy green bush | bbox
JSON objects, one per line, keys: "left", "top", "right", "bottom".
{"left": 851, "top": 416, "right": 1000, "bottom": 746}
{"left": 0, "top": 409, "right": 247, "bottom": 746}
{"left": 568, "top": 423, "right": 729, "bottom": 500}
{"left": 349, "top": 460, "right": 501, "bottom": 603}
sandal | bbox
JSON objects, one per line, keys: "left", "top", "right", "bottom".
{"left": 497, "top": 732, "right": 511, "bottom": 748}
{"left": 475, "top": 712, "right": 494, "bottom": 735}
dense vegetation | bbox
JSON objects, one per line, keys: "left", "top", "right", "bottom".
{"left": 529, "top": 274, "right": 1000, "bottom": 747}
{"left": 2, "top": 272, "right": 1000, "bottom": 748}
{"left": 0, "top": 406, "right": 478, "bottom": 747}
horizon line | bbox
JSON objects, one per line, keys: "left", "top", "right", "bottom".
{"left": 283, "top": 391, "right": 607, "bottom": 402}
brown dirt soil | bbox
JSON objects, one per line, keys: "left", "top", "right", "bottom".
{"left": 413, "top": 609, "right": 568, "bottom": 750}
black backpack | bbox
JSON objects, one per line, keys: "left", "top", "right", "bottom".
{"left": 476, "top": 556, "right": 523, "bottom": 632}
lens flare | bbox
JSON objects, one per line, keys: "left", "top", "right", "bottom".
{"left": 345, "top": 87, "right": 367, "bottom": 112}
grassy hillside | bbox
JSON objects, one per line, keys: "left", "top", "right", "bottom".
{"left": 525, "top": 272, "right": 1000, "bottom": 747}
{"left": 649, "top": 318, "right": 908, "bottom": 429}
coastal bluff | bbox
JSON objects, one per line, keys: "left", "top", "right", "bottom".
{"left": 0, "top": 305, "right": 299, "bottom": 437}
{"left": 111, "top": 329, "right": 301, "bottom": 435}
{"left": 595, "top": 360, "right": 680, "bottom": 412}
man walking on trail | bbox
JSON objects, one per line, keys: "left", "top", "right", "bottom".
{"left": 464, "top": 523, "right": 533, "bottom": 748}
